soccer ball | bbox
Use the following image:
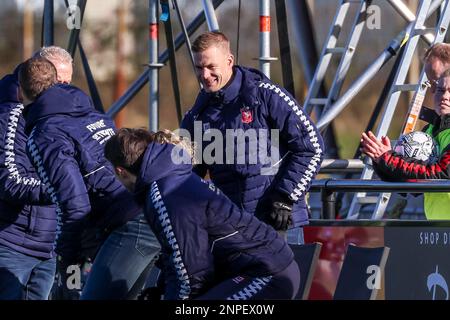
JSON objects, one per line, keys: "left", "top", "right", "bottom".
{"left": 393, "top": 131, "right": 439, "bottom": 163}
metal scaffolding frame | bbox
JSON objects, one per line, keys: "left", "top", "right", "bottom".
{"left": 357, "top": 0, "right": 450, "bottom": 220}
{"left": 347, "top": 0, "right": 436, "bottom": 219}
{"left": 286, "top": 0, "right": 340, "bottom": 158}
{"left": 106, "top": 0, "right": 225, "bottom": 120}
{"left": 37, "top": 0, "right": 450, "bottom": 221}
{"left": 42, "top": 0, "right": 54, "bottom": 46}
{"left": 303, "top": 0, "right": 370, "bottom": 117}
{"left": 316, "top": 0, "right": 444, "bottom": 131}
{"left": 40, "top": 0, "right": 319, "bottom": 133}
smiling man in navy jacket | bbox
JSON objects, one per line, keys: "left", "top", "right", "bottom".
{"left": 181, "top": 32, "right": 324, "bottom": 240}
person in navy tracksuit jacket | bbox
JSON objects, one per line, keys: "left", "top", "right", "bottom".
{"left": 18, "top": 57, "right": 160, "bottom": 299}
{"left": 0, "top": 67, "right": 57, "bottom": 300}
{"left": 105, "top": 128, "right": 300, "bottom": 300}
{"left": 181, "top": 32, "right": 324, "bottom": 235}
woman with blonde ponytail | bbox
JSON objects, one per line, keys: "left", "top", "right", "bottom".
{"left": 104, "top": 128, "right": 300, "bottom": 300}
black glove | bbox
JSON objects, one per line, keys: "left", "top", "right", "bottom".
{"left": 269, "top": 201, "right": 293, "bottom": 231}
{"left": 266, "top": 193, "right": 293, "bottom": 231}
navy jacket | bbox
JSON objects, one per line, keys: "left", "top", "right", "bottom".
{"left": 137, "top": 142, "right": 294, "bottom": 300}
{"left": 0, "top": 72, "right": 56, "bottom": 259}
{"left": 181, "top": 66, "right": 324, "bottom": 227}
{"left": 25, "top": 84, "right": 141, "bottom": 259}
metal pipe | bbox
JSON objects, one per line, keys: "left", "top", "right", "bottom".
{"left": 321, "top": 189, "right": 336, "bottom": 219}
{"left": 308, "top": 219, "right": 450, "bottom": 226}
{"left": 320, "top": 168, "right": 363, "bottom": 174}
{"left": 387, "top": 0, "right": 436, "bottom": 45}
{"left": 285, "top": 0, "right": 339, "bottom": 159}
{"left": 201, "top": 0, "right": 219, "bottom": 31}
{"left": 236, "top": 0, "right": 242, "bottom": 64}
{"left": 259, "top": 0, "right": 270, "bottom": 77}
{"left": 23, "top": 0, "right": 34, "bottom": 60}
{"left": 43, "top": 0, "right": 54, "bottom": 46}
{"left": 285, "top": 0, "right": 317, "bottom": 84}
{"left": 275, "top": 0, "right": 295, "bottom": 96}
{"left": 113, "top": 1, "right": 128, "bottom": 126}
{"left": 67, "top": 0, "right": 87, "bottom": 58}
{"left": 62, "top": 0, "right": 104, "bottom": 112}
{"left": 388, "top": 0, "right": 418, "bottom": 22}
{"left": 79, "top": 40, "right": 104, "bottom": 112}
{"left": 161, "top": 0, "right": 183, "bottom": 124}
{"left": 148, "top": 0, "right": 159, "bottom": 132}
{"left": 259, "top": 0, "right": 274, "bottom": 78}
{"left": 316, "top": 0, "right": 443, "bottom": 132}
{"left": 107, "top": 0, "right": 225, "bottom": 118}
{"left": 319, "top": 159, "right": 365, "bottom": 172}
{"left": 310, "top": 179, "right": 450, "bottom": 193}
{"left": 172, "top": 0, "right": 201, "bottom": 88}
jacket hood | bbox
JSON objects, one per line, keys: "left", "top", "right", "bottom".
{"left": 25, "top": 83, "right": 94, "bottom": 130}
{"left": 136, "top": 141, "right": 192, "bottom": 191}
{"left": 0, "top": 73, "right": 20, "bottom": 104}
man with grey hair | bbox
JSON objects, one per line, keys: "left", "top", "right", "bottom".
{"left": 33, "top": 47, "right": 97, "bottom": 299}
{"left": 35, "top": 46, "right": 73, "bottom": 84}
{"left": 19, "top": 56, "right": 161, "bottom": 300}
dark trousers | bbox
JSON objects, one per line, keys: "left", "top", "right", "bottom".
{"left": 196, "top": 260, "right": 300, "bottom": 300}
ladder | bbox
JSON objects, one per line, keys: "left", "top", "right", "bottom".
{"left": 401, "top": 0, "right": 450, "bottom": 135}
{"left": 304, "top": 0, "right": 371, "bottom": 117}
{"left": 347, "top": 0, "right": 450, "bottom": 220}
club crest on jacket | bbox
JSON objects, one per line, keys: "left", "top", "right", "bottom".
{"left": 240, "top": 107, "right": 253, "bottom": 124}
